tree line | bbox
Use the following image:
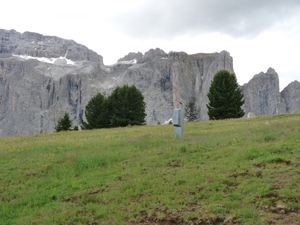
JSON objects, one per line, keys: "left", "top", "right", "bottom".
{"left": 55, "top": 84, "right": 146, "bottom": 131}
{"left": 55, "top": 70, "right": 245, "bottom": 131}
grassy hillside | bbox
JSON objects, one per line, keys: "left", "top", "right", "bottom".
{"left": 1, "top": 114, "right": 300, "bottom": 225}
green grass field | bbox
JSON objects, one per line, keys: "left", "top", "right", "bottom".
{"left": 1, "top": 114, "right": 300, "bottom": 224}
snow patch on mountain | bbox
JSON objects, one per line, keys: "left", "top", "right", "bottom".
{"left": 117, "top": 59, "right": 137, "bottom": 64}
{"left": 12, "top": 54, "right": 75, "bottom": 65}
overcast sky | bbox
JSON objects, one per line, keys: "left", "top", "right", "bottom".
{"left": 1, "top": 0, "right": 300, "bottom": 90}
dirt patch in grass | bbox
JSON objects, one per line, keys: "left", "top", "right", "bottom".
{"left": 64, "top": 194, "right": 83, "bottom": 203}
{"left": 265, "top": 208, "right": 300, "bottom": 225}
{"left": 132, "top": 204, "right": 237, "bottom": 225}
{"left": 229, "top": 170, "right": 263, "bottom": 179}
{"left": 257, "top": 171, "right": 300, "bottom": 224}
{"left": 166, "top": 160, "right": 183, "bottom": 168}
{"left": 63, "top": 188, "right": 106, "bottom": 203}
{"left": 270, "top": 172, "right": 290, "bottom": 189}
{"left": 253, "top": 163, "right": 266, "bottom": 169}
{"left": 87, "top": 221, "right": 99, "bottom": 225}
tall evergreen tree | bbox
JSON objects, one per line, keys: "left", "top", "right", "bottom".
{"left": 185, "top": 96, "right": 198, "bottom": 121}
{"left": 108, "top": 84, "right": 146, "bottom": 127}
{"left": 82, "top": 93, "right": 110, "bottom": 129}
{"left": 55, "top": 112, "right": 72, "bottom": 132}
{"left": 207, "top": 70, "right": 245, "bottom": 120}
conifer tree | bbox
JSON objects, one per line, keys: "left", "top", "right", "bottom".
{"left": 55, "top": 112, "right": 72, "bottom": 132}
{"left": 82, "top": 93, "right": 110, "bottom": 129}
{"left": 185, "top": 96, "right": 198, "bottom": 121}
{"left": 108, "top": 84, "right": 146, "bottom": 127}
{"left": 207, "top": 70, "right": 245, "bottom": 120}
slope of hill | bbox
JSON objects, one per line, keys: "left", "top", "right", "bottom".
{"left": 1, "top": 114, "right": 300, "bottom": 224}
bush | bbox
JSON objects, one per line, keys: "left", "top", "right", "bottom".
{"left": 55, "top": 112, "right": 72, "bottom": 132}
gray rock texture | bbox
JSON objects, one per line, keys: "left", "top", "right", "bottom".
{"left": 144, "top": 48, "right": 167, "bottom": 59}
{"left": 0, "top": 29, "right": 104, "bottom": 66}
{"left": 105, "top": 49, "right": 234, "bottom": 124}
{"left": 118, "top": 52, "right": 143, "bottom": 62}
{"left": 242, "top": 68, "right": 287, "bottom": 117}
{"left": 0, "top": 57, "right": 109, "bottom": 137}
{"left": 281, "top": 81, "right": 300, "bottom": 113}
{"left": 0, "top": 29, "right": 299, "bottom": 137}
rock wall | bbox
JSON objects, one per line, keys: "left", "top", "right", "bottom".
{"left": 0, "top": 29, "right": 104, "bottom": 66}
{"left": 281, "top": 81, "right": 300, "bottom": 113}
{"left": 106, "top": 49, "right": 234, "bottom": 124}
{"left": 0, "top": 28, "right": 299, "bottom": 137}
{"left": 242, "top": 68, "right": 287, "bottom": 117}
{"left": 0, "top": 58, "right": 108, "bottom": 137}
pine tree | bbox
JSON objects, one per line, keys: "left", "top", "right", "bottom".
{"left": 82, "top": 93, "right": 110, "bottom": 129}
{"left": 207, "top": 70, "right": 245, "bottom": 120}
{"left": 55, "top": 112, "right": 72, "bottom": 132}
{"left": 108, "top": 84, "right": 146, "bottom": 127}
{"left": 185, "top": 96, "right": 198, "bottom": 121}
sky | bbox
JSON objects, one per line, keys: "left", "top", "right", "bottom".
{"left": 1, "top": 0, "right": 300, "bottom": 90}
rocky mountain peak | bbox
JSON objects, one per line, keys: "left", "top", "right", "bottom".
{"left": 168, "top": 51, "right": 188, "bottom": 61}
{"left": 144, "top": 48, "right": 167, "bottom": 59}
{"left": 117, "top": 48, "right": 167, "bottom": 64}
{"left": 267, "top": 67, "right": 276, "bottom": 74}
{"left": 0, "top": 29, "right": 104, "bottom": 67}
{"left": 117, "top": 52, "right": 143, "bottom": 63}
{"left": 281, "top": 80, "right": 300, "bottom": 113}
{"left": 242, "top": 68, "right": 286, "bottom": 117}
{"left": 0, "top": 28, "right": 299, "bottom": 137}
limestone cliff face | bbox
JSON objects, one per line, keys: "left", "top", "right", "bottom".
{"left": 0, "top": 46, "right": 233, "bottom": 136}
{"left": 281, "top": 81, "right": 300, "bottom": 113}
{"left": 105, "top": 50, "right": 234, "bottom": 124}
{"left": 0, "top": 29, "right": 104, "bottom": 66}
{"left": 118, "top": 52, "right": 143, "bottom": 63}
{"left": 0, "top": 57, "right": 109, "bottom": 137}
{"left": 242, "top": 68, "right": 286, "bottom": 117}
{"left": 0, "top": 29, "right": 299, "bottom": 137}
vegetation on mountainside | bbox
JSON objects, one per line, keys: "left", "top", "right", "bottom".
{"left": 109, "top": 84, "right": 146, "bottom": 127}
{"left": 207, "top": 70, "right": 245, "bottom": 120}
{"left": 82, "top": 93, "right": 111, "bottom": 129}
{"left": 185, "top": 96, "right": 198, "bottom": 121}
{"left": 82, "top": 84, "right": 146, "bottom": 129}
{"left": 1, "top": 113, "right": 300, "bottom": 224}
{"left": 54, "top": 112, "right": 72, "bottom": 132}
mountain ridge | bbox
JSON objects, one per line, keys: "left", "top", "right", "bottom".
{"left": 0, "top": 28, "right": 299, "bottom": 137}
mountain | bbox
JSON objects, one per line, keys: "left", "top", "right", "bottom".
{"left": 0, "top": 29, "right": 299, "bottom": 137}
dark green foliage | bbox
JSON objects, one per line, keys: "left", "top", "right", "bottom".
{"left": 55, "top": 112, "right": 72, "bottom": 132}
{"left": 185, "top": 96, "right": 198, "bottom": 121}
{"left": 82, "top": 93, "right": 110, "bottom": 129}
{"left": 207, "top": 70, "right": 245, "bottom": 120}
{"left": 82, "top": 85, "right": 146, "bottom": 129}
{"left": 108, "top": 85, "right": 146, "bottom": 127}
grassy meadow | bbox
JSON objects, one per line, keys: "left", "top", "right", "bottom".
{"left": 1, "top": 114, "right": 300, "bottom": 224}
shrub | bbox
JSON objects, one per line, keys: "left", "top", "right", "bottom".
{"left": 55, "top": 112, "right": 72, "bottom": 132}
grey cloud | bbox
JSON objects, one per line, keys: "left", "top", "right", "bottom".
{"left": 108, "top": 0, "right": 300, "bottom": 39}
